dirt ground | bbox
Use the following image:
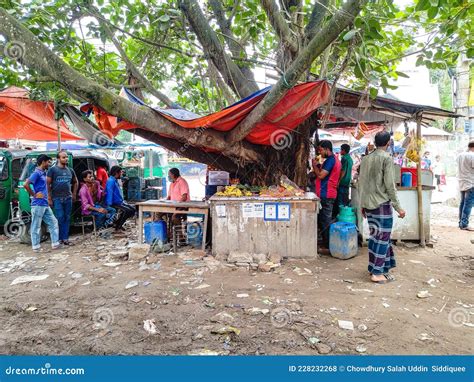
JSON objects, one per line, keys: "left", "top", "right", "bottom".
{"left": 0, "top": 204, "right": 472, "bottom": 355}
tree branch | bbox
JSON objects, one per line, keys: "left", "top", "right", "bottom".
{"left": 226, "top": 0, "right": 364, "bottom": 144}
{"left": 88, "top": 7, "right": 175, "bottom": 108}
{"left": 304, "top": 0, "right": 329, "bottom": 41}
{"left": 179, "top": 0, "right": 259, "bottom": 98}
{"left": 209, "top": 0, "right": 257, "bottom": 86}
{"left": 260, "top": 0, "right": 298, "bottom": 53}
{"left": 0, "top": 7, "right": 262, "bottom": 163}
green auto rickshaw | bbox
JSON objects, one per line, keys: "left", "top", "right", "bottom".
{"left": 0, "top": 149, "right": 29, "bottom": 231}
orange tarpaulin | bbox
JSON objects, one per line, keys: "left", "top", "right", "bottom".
{"left": 0, "top": 87, "right": 82, "bottom": 141}
{"left": 81, "top": 81, "right": 331, "bottom": 146}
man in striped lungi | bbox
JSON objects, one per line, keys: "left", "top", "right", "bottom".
{"left": 358, "top": 131, "right": 406, "bottom": 284}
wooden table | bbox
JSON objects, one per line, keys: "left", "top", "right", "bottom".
{"left": 136, "top": 200, "right": 210, "bottom": 250}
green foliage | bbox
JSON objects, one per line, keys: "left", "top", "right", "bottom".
{"left": 0, "top": 0, "right": 471, "bottom": 112}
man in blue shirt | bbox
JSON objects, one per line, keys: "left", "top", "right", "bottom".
{"left": 24, "top": 154, "right": 60, "bottom": 252}
{"left": 105, "top": 166, "right": 135, "bottom": 231}
{"left": 47, "top": 150, "right": 78, "bottom": 245}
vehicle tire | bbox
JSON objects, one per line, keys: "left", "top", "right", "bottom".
{"left": 19, "top": 222, "right": 48, "bottom": 244}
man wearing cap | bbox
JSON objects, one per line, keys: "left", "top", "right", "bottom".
{"left": 24, "top": 154, "right": 60, "bottom": 252}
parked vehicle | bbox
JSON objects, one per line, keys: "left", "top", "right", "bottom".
{"left": 0, "top": 149, "right": 29, "bottom": 230}
{"left": 17, "top": 149, "right": 117, "bottom": 243}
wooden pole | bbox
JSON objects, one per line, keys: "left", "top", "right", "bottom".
{"left": 57, "top": 120, "right": 61, "bottom": 152}
{"left": 416, "top": 113, "right": 425, "bottom": 247}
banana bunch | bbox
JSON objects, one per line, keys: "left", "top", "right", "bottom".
{"left": 215, "top": 185, "right": 252, "bottom": 197}
{"left": 406, "top": 148, "right": 420, "bottom": 163}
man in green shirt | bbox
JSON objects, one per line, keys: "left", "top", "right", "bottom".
{"left": 337, "top": 144, "right": 353, "bottom": 208}
{"left": 358, "top": 131, "right": 406, "bottom": 284}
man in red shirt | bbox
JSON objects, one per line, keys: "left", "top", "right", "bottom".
{"left": 95, "top": 166, "right": 109, "bottom": 189}
{"left": 312, "top": 140, "right": 341, "bottom": 254}
{"left": 168, "top": 168, "right": 190, "bottom": 202}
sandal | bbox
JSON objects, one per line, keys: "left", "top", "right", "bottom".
{"left": 371, "top": 274, "right": 394, "bottom": 284}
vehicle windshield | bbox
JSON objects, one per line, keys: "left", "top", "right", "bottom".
{"left": 19, "top": 158, "right": 57, "bottom": 181}
{"left": 0, "top": 155, "right": 7, "bottom": 181}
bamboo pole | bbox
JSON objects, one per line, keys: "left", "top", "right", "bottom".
{"left": 57, "top": 120, "right": 61, "bottom": 152}
{"left": 416, "top": 113, "right": 425, "bottom": 247}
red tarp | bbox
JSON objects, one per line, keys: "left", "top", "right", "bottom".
{"left": 81, "top": 81, "right": 331, "bottom": 146}
{"left": 0, "top": 87, "right": 81, "bottom": 141}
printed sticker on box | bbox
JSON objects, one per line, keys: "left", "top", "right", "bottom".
{"left": 264, "top": 203, "right": 277, "bottom": 221}
{"left": 277, "top": 203, "right": 291, "bottom": 221}
{"left": 216, "top": 204, "right": 226, "bottom": 218}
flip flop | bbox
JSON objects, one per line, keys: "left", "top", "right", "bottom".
{"left": 371, "top": 275, "right": 394, "bottom": 284}
{"left": 384, "top": 273, "right": 395, "bottom": 281}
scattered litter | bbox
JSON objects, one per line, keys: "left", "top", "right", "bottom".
{"left": 356, "top": 344, "right": 367, "bottom": 353}
{"left": 308, "top": 337, "right": 320, "bottom": 345}
{"left": 357, "top": 324, "right": 368, "bottom": 331}
{"left": 210, "top": 312, "right": 234, "bottom": 323}
{"left": 246, "top": 307, "right": 269, "bottom": 315}
{"left": 81, "top": 281, "right": 91, "bottom": 286}
{"left": 463, "top": 322, "right": 474, "bottom": 328}
{"left": 130, "top": 296, "right": 143, "bottom": 303}
{"left": 11, "top": 274, "right": 49, "bottom": 285}
{"left": 25, "top": 306, "right": 38, "bottom": 312}
{"left": 413, "top": 313, "right": 420, "bottom": 318}
{"left": 194, "top": 283, "right": 211, "bottom": 290}
{"left": 417, "top": 290, "right": 432, "bottom": 299}
{"left": 211, "top": 326, "right": 241, "bottom": 335}
{"left": 382, "top": 302, "right": 390, "bottom": 308}
{"left": 293, "top": 267, "right": 312, "bottom": 276}
{"left": 236, "top": 293, "right": 249, "bottom": 298}
{"left": 143, "top": 319, "right": 158, "bottom": 335}
{"left": 170, "top": 288, "right": 181, "bottom": 296}
{"left": 418, "top": 333, "right": 433, "bottom": 341}
{"left": 426, "top": 278, "right": 439, "bottom": 288}
{"left": 338, "top": 320, "right": 354, "bottom": 330}
{"left": 316, "top": 343, "right": 332, "bottom": 354}
{"left": 347, "top": 286, "right": 374, "bottom": 293}
{"left": 0, "top": 256, "right": 35, "bottom": 274}
{"left": 71, "top": 272, "right": 83, "bottom": 279}
{"left": 283, "top": 278, "right": 293, "bottom": 284}
{"left": 104, "top": 262, "right": 122, "bottom": 267}
{"left": 343, "top": 279, "right": 354, "bottom": 284}
{"left": 409, "top": 260, "right": 425, "bottom": 265}
{"left": 125, "top": 280, "right": 139, "bottom": 289}
{"left": 188, "top": 349, "right": 225, "bottom": 356}
{"left": 142, "top": 281, "right": 151, "bottom": 287}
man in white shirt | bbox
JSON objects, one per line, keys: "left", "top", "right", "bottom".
{"left": 457, "top": 141, "right": 474, "bottom": 231}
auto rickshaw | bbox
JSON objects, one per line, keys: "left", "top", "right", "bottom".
{"left": 0, "top": 149, "right": 29, "bottom": 232}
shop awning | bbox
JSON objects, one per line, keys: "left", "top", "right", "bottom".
{"left": 79, "top": 80, "right": 459, "bottom": 147}
{"left": 81, "top": 81, "right": 331, "bottom": 146}
{"left": 0, "top": 87, "right": 82, "bottom": 141}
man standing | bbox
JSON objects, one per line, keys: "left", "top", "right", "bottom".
{"left": 47, "top": 151, "right": 78, "bottom": 246}
{"left": 337, "top": 143, "right": 353, "bottom": 207}
{"left": 312, "top": 140, "right": 341, "bottom": 254}
{"left": 79, "top": 170, "right": 116, "bottom": 228}
{"left": 358, "top": 131, "right": 406, "bottom": 284}
{"left": 105, "top": 165, "right": 135, "bottom": 231}
{"left": 24, "top": 154, "right": 60, "bottom": 252}
{"left": 457, "top": 141, "right": 474, "bottom": 231}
